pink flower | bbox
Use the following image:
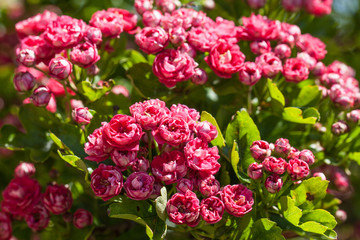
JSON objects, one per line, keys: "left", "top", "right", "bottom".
{"left": 85, "top": 26, "right": 103, "bottom": 45}
{"left": 49, "top": 57, "right": 72, "bottom": 80}
{"left": 167, "top": 190, "right": 200, "bottom": 227}
{"left": 108, "top": 9, "right": 138, "bottom": 34}
{"left": 250, "top": 40, "right": 271, "bottom": 55}
{"left": 282, "top": 0, "right": 302, "bottom": 11}
{"left": 205, "top": 39, "right": 245, "bottom": 79}
{"left": 16, "top": 49, "right": 36, "bottom": 66}
{"left": 199, "top": 175, "right": 220, "bottom": 197}
{"left": 152, "top": 115, "right": 191, "bottom": 146}
{"left": 274, "top": 44, "right": 291, "bottom": 59}
{"left": 329, "top": 84, "right": 354, "bottom": 109}
{"left": 191, "top": 68, "right": 208, "bottom": 85}
{"left": 313, "top": 172, "right": 326, "bottom": 180}
{"left": 334, "top": 171, "right": 349, "bottom": 192}
{"left": 247, "top": 0, "right": 266, "bottom": 8}
{"left": 91, "top": 164, "right": 123, "bottom": 201}
{"left": 85, "top": 123, "right": 112, "bottom": 162}
{"left": 111, "top": 150, "right": 137, "bottom": 170}
{"left": 13, "top": 71, "right": 35, "bottom": 92}
{"left": 31, "top": 86, "right": 51, "bottom": 107}
{"left": 265, "top": 174, "right": 283, "bottom": 193}
{"left": 347, "top": 110, "right": 360, "bottom": 123}
{"left": 331, "top": 121, "right": 349, "bottom": 135}
{"left": 72, "top": 107, "right": 93, "bottom": 125}
{"left": 247, "top": 162, "right": 263, "bottom": 180}
{"left": 25, "top": 204, "right": 50, "bottom": 231}
{"left": 15, "top": 10, "right": 58, "bottom": 39}
{"left": 195, "top": 121, "right": 217, "bottom": 142}
{"left": 157, "top": 0, "right": 177, "bottom": 13}
{"left": 255, "top": 53, "right": 283, "bottom": 78}
{"left": 170, "top": 104, "right": 200, "bottom": 130}
{"left": 207, "top": 17, "right": 238, "bottom": 39}
{"left": 238, "top": 62, "right": 262, "bottom": 86}
{"left": 297, "top": 52, "right": 317, "bottom": 70}
{"left": 169, "top": 26, "right": 187, "bottom": 46}
{"left": 221, "top": 184, "right": 254, "bottom": 217}
{"left": 0, "top": 212, "right": 12, "bottom": 240}
{"left": 89, "top": 10, "right": 124, "bottom": 38}
{"left": 14, "top": 162, "right": 36, "bottom": 178}
{"left": 151, "top": 150, "right": 187, "bottom": 184}
{"left": 142, "top": 10, "right": 162, "bottom": 27}
{"left": 70, "top": 42, "right": 100, "bottom": 68}
{"left": 43, "top": 16, "right": 85, "bottom": 48}
{"left": 274, "top": 138, "right": 291, "bottom": 157}
{"left": 124, "top": 172, "right": 155, "bottom": 200}
{"left": 239, "top": 13, "right": 280, "bottom": 41}
{"left": 19, "top": 35, "right": 55, "bottom": 63}
{"left": 200, "top": 196, "right": 225, "bottom": 224}
{"left": 184, "top": 138, "right": 221, "bottom": 176}
{"left": 283, "top": 58, "right": 309, "bottom": 83}
{"left": 176, "top": 178, "right": 193, "bottom": 194}
{"left": 135, "top": 27, "right": 169, "bottom": 54}
{"left": 102, "top": 114, "right": 143, "bottom": 151}
{"left": 299, "top": 149, "right": 315, "bottom": 165}
{"left": 304, "top": 0, "right": 333, "bottom": 16}
{"left": 43, "top": 184, "right": 73, "bottom": 215}
{"left": 187, "top": 27, "right": 218, "bottom": 52}
{"left": 296, "top": 34, "right": 327, "bottom": 60}
{"left": 277, "top": 22, "right": 301, "bottom": 47}
{"left": 130, "top": 157, "right": 150, "bottom": 172}
{"left": 135, "top": 0, "right": 154, "bottom": 15}
{"left": 263, "top": 157, "right": 287, "bottom": 175}
{"left": 287, "top": 159, "right": 310, "bottom": 180}
{"left": 73, "top": 209, "right": 93, "bottom": 229}
{"left": 250, "top": 140, "right": 271, "bottom": 161}
{"left": 312, "top": 62, "right": 327, "bottom": 76}
{"left": 179, "top": 43, "right": 196, "bottom": 58}
{"left": 153, "top": 49, "right": 196, "bottom": 88}
{"left": 1, "top": 177, "right": 41, "bottom": 216}
{"left": 327, "top": 60, "right": 355, "bottom": 78}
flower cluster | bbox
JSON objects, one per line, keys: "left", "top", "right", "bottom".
{"left": 84, "top": 99, "right": 254, "bottom": 226}
{"left": 248, "top": 138, "right": 314, "bottom": 193}
{"left": 246, "top": 0, "right": 333, "bottom": 16}
{"left": 0, "top": 162, "right": 92, "bottom": 238}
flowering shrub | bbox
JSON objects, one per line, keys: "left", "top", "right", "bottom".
{"left": 0, "top": 0, "right": 359, "bottom": 239}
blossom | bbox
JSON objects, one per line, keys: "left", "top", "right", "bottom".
{"left": 91, "top": 164, "right": 123, "bottom": 201}
{"left": 73, "top": 209, "right": 93, "bottom": 229}
{"left": 221, "top": 184, "right": 254, "bottom": 217}
{"left": 43, "top": 184, "right": 73, "bottom": 214}
{"left": 124, "top": 172, "right": 154, "bottom": 200}
{"left": 135, "top": 27, "right": 169, "bottom": 54}
{"left": 49, "top": 57, "right": 72, "bottom": 80}
{"left": 200, "top": 196, "right": 225, "bottom": 224}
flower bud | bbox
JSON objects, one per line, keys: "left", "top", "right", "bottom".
{"left": 312, "top": 61, "right": 326, "bottom": 76}
{"left": 135, "top": 27, "right": 169, "bottom": 54}
{"left": 287, "top": 158, "right": 309, "bottom": 180}
{"left": 247, "top": 162, "right": 263, "bottom": 180}
{"left": 124, "top": 172, "right": 155, "bottom": 200}
{"left": 70, "top": 42, "right": 100, "bottom": 68}
{"left": 111, "top": 150, "right": 137, "bottom": 171}
{"left": 282, "top": 0, "right": 302, "bottom": 12}
{"left": 87, "top": 64, "right": 100, "bottom": 76}
{"left": 335, "top": 209, "right": 347, "bottom": 223}
{"left": 265, "top": 174, "right": 283, "bottom": 193}
{"left": 299, "top": 149, "right": 315, "bottom": 165}
{"left": 347, "top": 110, "right": 360, "bottom": 123}
{"left": 274, "top": 138, "right": 291, "bottom": 157}
{"left": 191, "top": 68, "right": 208, "bottom": 85}
{"left": 43, "top": 184, "right": 73, "bottom": 215}
{"left": 199, "top": 175, "right": 220, "bottom": 197}
{"left": 176, "top": 178, "right": 193, "bottom": 194}
{"left": 313, "top": 172, "right": 326, "bottom": 180}
{"left": 238, "top": 62, "right": 262, "bottom": 86}
{"left": 247, "top": 0, "right": 266, "bottom": 8}
{"left": 14, "top": 162, "right": 36, "bottom": 178}
{"left": 332, "top": 121, "right": 349, "bottom": 135}
{"left": 297, "top": 52, "right": 316, "bottom": 70}
{"left": 72, "top": 107, "right": 93, "bottom": 125}
{"left": 13, "top": 71, "right": 36, "bottom": 92}
{"left": 250, "top": 140, "right": 271, "bottom": 161}
{"left": 221, "top": 184, "right": 254, "bottom": 217}
{"left": 179, "top": 43, "right": 196, "bottom": 58}
{"left": 250, "top": 40, "right": 271, "bottom": 55}
{"left": 0, "top": 212, "right": 12, "bottom": 240}
{"left": 143, "top": 10, "right": 162, "bottom": 27}
{"left": 334, "top": 171, "right": 349, "bottom": 192}
{"left": 135, "top": 0, "right": 153, "bottom": 15}
{"left": 16, "top": 49, "right": 36, "bottom": 66}
{"left": 274, "top": 44, "right": 291, "bottom": 59}
{"left": 263, "top": 156, "right": 287, "bottom": 175}
{"left": 31, "top": 86, "right": 51, "bottom": 107}
{"left": 73, "top": 209, "right": 93, "bottom": 229}
{"left": 85, "top": 26, "right": 102, "bottom": 45}
{"left": 130, "top": 157, "right": 150, "bottom": 172}
{"left": 169, "top": 26, "right": 186, "bottom": 46}
{"left": 48, "top": 57, "right": 72, "bottom": 80}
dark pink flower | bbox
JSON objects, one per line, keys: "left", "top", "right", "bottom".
{"left": 255, "top": 53, "right": 283, "bottom": 78}
{"left": 135, "top": 27, "right": 169, "bottom": 54}
{"left": 250, "top": 40, "right": 271, "bottom": 55}
{"left": 277, "top": 22, "right": 301, "bottom": 47}
{"left": 43, "top": 184, "right": 73, "bottom": 215}
{"left": 265, "top": 174, "right": 283, "bottom": 193}
{"left": 111, "top": 150, "right": 137, "bottom": 170}
{"left": 282, "top": 0, "right": 302, "bottom": 11}
{"left": 205, "top": 39, "right": 245, "bottom": 79}
{"left": 287, "top": 159, "right": 310, "bottom": 180}
{"left": 151, "top": 150, "right": 187, "bottom": 184}
{"left": 184, "top": 138, "right": 221, "bottom": 176}
{"left": 191, "top": 68, "right": 208, "bottom": 85}
{"left": 299, "top": 149, "right": 315, "bottom": 165}
{"left": 19, "top": 35, "right": 54, "bottom": 63}
{"left": 247, "top": 0, "right": 266, "bottom": 8}
{"left": 153, "top": 49, "right": 196, "bottom": 88}
{"left": 25, "top": 204, "right": 50, "bottom": 231}
{"left": 130, "top": 157, "right": 150, "bottom": 172}
{"left": 331, "top": 121, "right": 349, "bottom": 135}
{"left": 250, "top": 140, "right": 271, "bottom": 161}
{"left": 207, "top": 17, "right": 238, "bottom": 39}
{"left": 170, "top": 104, "right": 200, "bottom": 130}
{"left": 199, "top": 175, "right": 220, "bottom": 197}
{"left": 102, "top": 114, "right": 143, "bottom": 151}
{"left": 239, "top": 13, "right": 280, "bottom": 41}
{"left": 85, "top": 26, "right": 102, "bottom": 45}
{"left": 176, "top": 178, "right": 193, "bottom": 194}
{"left": 49, "top": 57, "right": 72, "bottom": 80}
{"left": 0, "top": 212, "right": 12, "bottom": 240}
{"left": 142, "top": 10, "right": 162, "bottom": 27}
{"left": 238, "top": 61, "right": 262, "bottom": 86}
{"left": 157, "top": 0, "right": 177, "bottom": 13}
{"left": 107, "top": 9, "right": 138, "bottom": 34}
{"left": 70, "top": 42, "right": 100, "bottom": 68}
{"left": 43, "top": 16, "right": 85, "bottom": 48}
{"left": 16, "top": 49, "right": 36, "bottom": 66}
{"left": 85, "top": 123, "right": 112, "bottom": 162}
{"left": 73, "top": 209, "right": 93, "bottom": 229}
{"left": 221, "top": 184, "right": 254, "bottom": 217}
{"left": 1, "top": 177, "right": 41, "bottom": 216}
{"left": 200, "top": 196, "right": 224, "bottom": 224}
{"left": 14, "top": 162, "right": 36, "bottom": 178}
{"left": 124, "top": 172, "right": 155, "bottom": 200}
{"left": 274, "top": 44, "right": 291, "bottom": 59}
{"left": 195, "top": 121, "right": 217, "bottom": 142}
{"left": 303, "top": 0, "right": 333, "bottom": 16}
{"left": 72, "top": 107, "right": 93, "bottom": 125}
{"left": 179, "top": 43, "right": 196, "bottom": 58}
{"left": 187, "top": 27, "right": 218, "bottom": 52}
{"left": 13, "top": 71, "right": 35, "bottom": 92}
{"left": 347, "top": 110, "right": 360, "bottom": 123}
{"left": 334, "top": 171, "right": 350, "bottom": 192}
{"left": 274, "top": 138, "right": 291, "bottom": 157}
{"left": 89, "top": 10, "right": 123, "bottom": 38}
{"left": 263, "top": 156, "right": 287, "bottom": 175}
{"left": 31, "top": 86, "right": 51, "bottom": 107}
{"left": 247, "top": 162, "right": 263, "bottom": 180}
{"left": 169, "top": 26, "right": 187, "bottom": 46}
{"left": 283, "top": 58, "right": 309, "bottom": 83}
{"left": 296, "top": 34, "right": 327, "bottom": 60}
{"left": 135, "top": 0, "right": 154, "bottom": 15}
{"left": 167, "top": 190, "right": 200, "bottom": 227}
{"left": 91, "top": 164, "right": 123, "bottom": 201}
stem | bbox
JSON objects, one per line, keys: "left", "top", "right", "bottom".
{"left": 248, "top": 86, "right": 253, "bottom": 114}
{"left": 33, "top": 66, "right": 50, "bottom": 78}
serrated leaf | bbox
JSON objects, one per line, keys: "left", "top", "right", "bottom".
{"left": 155, "top": 187, "right": 167, "bottom": 221}
{"left": 293, "top": 85, "right": 321, "bottom": 107}
{"left": 301, "top": 209, "right": 337, "bottom": 229}
{"left": 200, "top": 111, "right": 225, "bottom": 147}
{"left": 77, "top": 80, "right": 114, "bottom": 102}
{"left": 278, "top": 196, "right": 302, "bottom": 226}
{"left": 282, "top": 107, "right": 318, "bottom": 124}
{"left": 250, "top": 218, "right": 285, "bottom": 240}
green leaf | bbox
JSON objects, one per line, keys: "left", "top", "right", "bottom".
{"left": 155, "top": 187, "right": 167, "bottom": 221}
{"left": 300, "top": 209, "right": 337, "bottom": 229}
{"left": 76, "top": 80, "right": 114, "bottom": 102}
{"left": 267, "top": 79, "right": 285, "bottom": 111}
{"left": 200, "top": 111, "right": 225, "bottom": 147}
{"left": 278, "top": 196, "right": 302, "bottom": 226}
{"left": 282, "top": 107, "right": 319, "bottom": 124}
{"left": 225, "top": 109, "right": 261, "bottom": 170}
{"left": 57, "top": 150, "right": 88, "bottom": 173}
{"left": 250, "top": 218, "right": 285, "bottom": 240}
{"left": 290, "top": 177, "right": 329, "bottom": 210}
{"left": 293, "top": 85, "right": 321, "bottom": 107}
{"left": 298, "top": 221, "right": 328, "bottom": 235}
{"left": 231, "top": 141, "right": 251, "bottom": 183}
{"left": 349, "top": 152, "right": 360, "bottom": 164}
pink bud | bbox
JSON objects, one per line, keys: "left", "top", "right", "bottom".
{"left": 73, "top": 209, "right": 93, "bottom": 229}
{"left": 111, "top": 150, "right": 137, "bottom": 171}
{"left": 16, "top": 49, "right": 36, "bottom": 66}
{"left": 43, "top": 184, "right": 73, "bottom": 215}
{"left": 179, "top": 43, "right": 197, "bottom": 58}
{"left": 287, "top": 158, "right": 309, "bottom": 180}
{"left": 256, "top": 53, "right": 283, "bottom": 78}
{"left": 347, "top": 110, "right": 360, "bottom": 123}
{"left": 274, "top": 44, "right": 291, "bottom": 59}
{"left": 70, "top": 42, "right": 100, "bottom": 68}
{"left": 263, "top": 156, "right": 287, "bottom": 175}
{"left": 335, "top": 209, "right": 347, "bottom": 223}
{"left": 250, "top": 40, "right": 271, "bottom": 55}
{"left": 49, "top": 57, "right": 72, "bottom": 80}
{"left": 87, "top": 64, "right": 100, "bottom": 76}
{"left": 297, "top": 52, "right": 317, "bottom": 70}
{"left": 238, "top": 62, "right": 262, "bottom": 86}
{"left": 72, "top": 107, "right": 93, "bottom": 125}
{"left": 247, "top": 162, "right": 263, "bottom": 180}
{"left": 31, "top": 86, "right": 51, "bottom": 107}
{"left": 313, "top": 172, "right": 326, "bottom": 180}
{"left": 143, "top": 10, "right": 162, "bottom": 27}
{"left": 135, "top": 0, "right": 153, "bottom": 15}
{"left": 169, "top": 26, "right": 187, "bottom": 46}
{"left": 247, "top": 0, "right": 266, "bottom": 8}
{"left": 274, "top": 138, "right": 291, "bottom": 157}
{"left": 13, "top": 71, "right": 35, "bottom": 92}
{"left": 334, "top": 171, "right": 350, "bottom": 192}
{"left": 195, "top": 121, "right": 217, "bottom": 142}
{"left": 312, "top": 61, "right": 326, "bottom": 76}
{"left": 14, "top": 162, "right": 36, "bottom": 178}
{"left": 85, "top": 26, "right": 103, "bottom": 45}
{"left": 332, "top": 121, "right": 349, "bottom": 135}
{"left": 265, "top": 174, "right": 283, "bottom": 193}
{"left": 282, "top": 0, "right": 302, "bottom": 12}
{"left": 250, "top": 140, "right": 271, "bottom": 161}
{"left": 191, "top": 68, "right": 208, "bottom": 85}
{"left": 299, "top": 149, "right": 315, "bottom": 165}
